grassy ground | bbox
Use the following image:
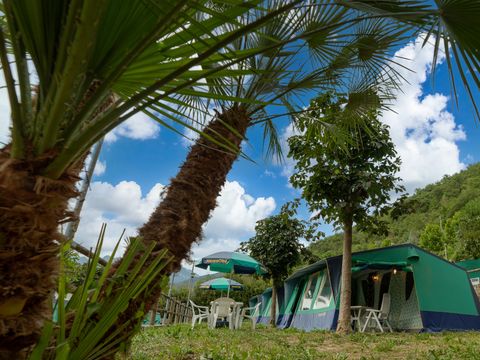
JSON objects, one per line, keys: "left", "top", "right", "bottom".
{"left": 129, "top": 323, "right": 480, "bottom": 359}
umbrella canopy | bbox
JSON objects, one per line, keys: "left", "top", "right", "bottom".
{"left": 199, "top": 277, "right": 243, "bottom": 291}
{"left": 196, "top": 251, "right": 267, "bottom": 275}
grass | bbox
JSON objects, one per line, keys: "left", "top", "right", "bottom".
{"left": 129, "top": 323, "right": 480, "bottom": 359}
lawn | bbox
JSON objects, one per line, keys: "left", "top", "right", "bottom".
{"left": 129, "top": 324, "right": 480, "bottom": 359}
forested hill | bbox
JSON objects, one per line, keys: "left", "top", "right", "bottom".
{"left": 309, "top": 163, "right": 480, "bottom": 261}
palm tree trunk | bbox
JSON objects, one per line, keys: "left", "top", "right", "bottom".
{"left": 139, "top": 105, "right": 249, "bottom": 264}
{"left": 106, "top": 105, "right": 250, "bottom": 350}
{"left": 0, "top": 145, "right": 80, "bottom": 358}
{"left": 336, "top": 211, "right": 353, "bottom": 334}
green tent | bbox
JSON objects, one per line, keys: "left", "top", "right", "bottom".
{"left": 276, "top": 244, "right": 480, "bottom": 332}
{"left": 456, "top": 258, "right": 480, "bottom": 281}
{"left": 456, "top": 258, "right": 480, "bottom": 298}
{"left": 254, "top": 287, "right": 286, "bottom": 325}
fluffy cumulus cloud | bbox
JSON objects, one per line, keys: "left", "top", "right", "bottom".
{"left": 93, "top": 160, "right": 107, "bottom": 176}
{"left": 74, "top": 179, "right": 276, "bottom": 258}
{"left": 74, "top": 181, "right": 165, "bottom": 254}
{"left": 278, "top": 122, "right": 302, "bottom": 179}
{"left": 278, "top": 36, "right": 466, "bottom": 194}
{"left": 105, "top": 112, "right": 160, "bottom": 143}
{"left": 380, "top": 36, "right": 466, "bottom": 193}
{"left": 193, "top": 181, "right": 276, "bottom": 257}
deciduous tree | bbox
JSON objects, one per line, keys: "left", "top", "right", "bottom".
{"left": 240, "top": 200, "right": 319, "bottom": 327}
{"left": 288, "top": 92, "right": 403, "bottom": 333}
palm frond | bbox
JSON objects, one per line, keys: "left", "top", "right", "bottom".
{"left": 30, "top": 225, "right": 172, "bottom": 359}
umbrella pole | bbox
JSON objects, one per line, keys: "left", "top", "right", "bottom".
{"left": 227, "top": 268, "right": 233, "bottom": 298}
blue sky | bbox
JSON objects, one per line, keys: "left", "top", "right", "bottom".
{"left": 1, "top": 35, "right": 477, "bottom": 267}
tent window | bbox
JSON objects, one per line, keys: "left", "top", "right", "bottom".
{"left": 301, "top": 274, "right": 318, "bottom": 310}
{"left": 313, "top": 270, "right": 332, "bottom": 309}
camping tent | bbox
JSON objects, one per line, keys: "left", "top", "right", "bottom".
{"left": 279, "top": 244, "right": 480, "bottom": 332}
{"left": 253, "top": 287, "right": 287, "bottom": 326}
{"left": 456, "top": 258, "right": 480, "bottom": 283}
{"left": 456, "top": 258, "right": 480, "bottom": 298}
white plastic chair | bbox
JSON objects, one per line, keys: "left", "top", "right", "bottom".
{"left": 361, "top": 293, "right": 393, "bottom": 333}
{"left": 190, "top": 300, "right": 209, "bottom": 329}
{"left": 236, "top": 302, "right": 262, "bottom": 330}
{"left": 209, "top": 297, "right": 236, "bottom": 330}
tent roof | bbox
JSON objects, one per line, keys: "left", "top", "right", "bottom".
{"left": 286, "top": 260, "right": 327, "bottom": 282}
{"left": 286, "top": 244, "right": 465, "bottom": 283}
{"left": 456, "top": 258, "right": 480, "bottom": 271}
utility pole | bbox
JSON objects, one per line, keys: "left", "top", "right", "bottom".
{"left": 65, "top": 138, "right": 104, "bottom": 243}
{"left": 186, "top": 260, "right": 196, "bottom": 304}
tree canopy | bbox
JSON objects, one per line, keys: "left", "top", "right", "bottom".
{"left": 240, "top": 200, "right": 319, "bottom": 285}
{"left": 288, "top": 92, "right": 404, "bottom": 231}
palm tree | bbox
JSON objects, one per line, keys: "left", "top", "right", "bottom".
{"left": 133, "top": 0, "right": 480, "bottom": 336}
{"left": 0, "top": 1, "right": 300, "bottom": 356}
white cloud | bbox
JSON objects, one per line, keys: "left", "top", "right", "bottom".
{"left": 181, "top": 127, "right": 201, "bottom": 147}
{"left": 74, "top": 181, "right": 165, "bottom": 254}
{"left": 380, "top": 36, "right": 466, "bottom": 193}
{"left": 278, "top": 122, "right": 302, "bottom": 179}
{"left": 105, "top": 112, "right": 160, "bottom": 143}
{"left": 181, "top": 119, "right": 213, "bottom": 148}
{"left": 263, "top": 170, "right": 277, "bottom": 179}
{"left": 93, "top": 160, "right": 106, "bottom": 176}
{"left": 74, "top": 179, "right": 276, "bottom": 258}
{"left": 202, "top": 180, "right": 276, "bottom": 240}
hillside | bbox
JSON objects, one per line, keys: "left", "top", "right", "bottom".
{"left": 310, "top": 163, "right": 480, "bottom": 259}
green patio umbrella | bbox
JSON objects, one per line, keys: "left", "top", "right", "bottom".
{"left": 199, "top": 277, "right": 243, "bottom": 291}
{"left": 196, "top": 251, "right": 267, "bottom": 297}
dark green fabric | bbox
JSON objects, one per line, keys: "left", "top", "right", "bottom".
{"left": 196, "top": 251, "right": 267, "bottom": 274}
{"left": 456, "top": 258, "right": 480, "bottom": 279}
{"left": 411, "top": 248, "right": 478, "bottom": 315}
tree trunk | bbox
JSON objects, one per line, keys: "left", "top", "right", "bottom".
{"left": 270, "top": 280, "right": 277, "bottom": 328}
{"left": 106, "top": 105, "right": 250, "bottom": 351}
{"left": 0, "top": 146, "right": 80, "bottom": 358}
{"left": 336, "top": 213, "right": 353, "bottom": 334}
{"left": 139, "top": 105, "right": 249, "bottom": 266}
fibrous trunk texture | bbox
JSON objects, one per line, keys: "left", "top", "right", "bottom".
{"left": 107, "top": 105, "right": 250, "bottom": 353}
{"left": 0, "top": 146, "right": 79, "bottom": 358}
{"left": 336, "top": 214, "right": 353, "bottom": 334}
